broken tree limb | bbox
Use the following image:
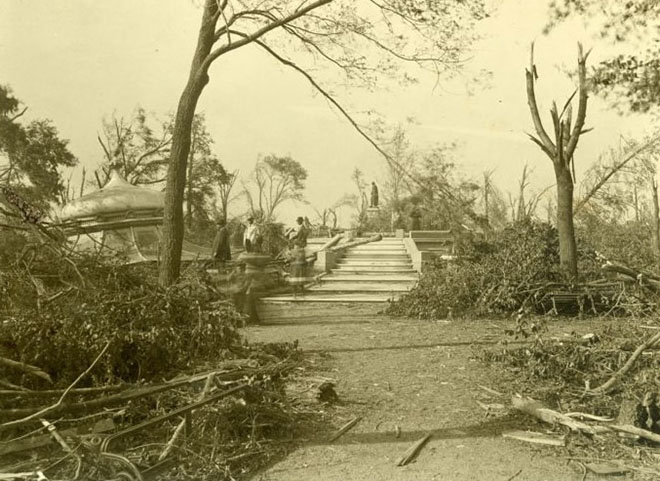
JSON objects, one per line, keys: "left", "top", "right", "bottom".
{"left": 588, "top": 331, "right": 660, "bottom": 395}
{"left": 511, "top": 396, "right": 603, "bottom": 435}
{"left": 396, "top": 433, "right": 432, "bottom": 466}
{"left": 0, "top": 356, "right": 53, "bottom": 384}
{"left": 327, "top": 416, "right": 362, "bottom": 442}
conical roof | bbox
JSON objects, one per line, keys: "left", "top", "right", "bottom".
{"left": 58, "top": 170, "right": 164, "bottom": 222}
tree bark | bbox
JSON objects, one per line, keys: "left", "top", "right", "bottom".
{"left": 186, "top": 132, "right": 196, "bottom": 229}
{"left": 652, "top": 178, "right": 660, "bottom": 256}
{"left": 158, "top": 1, "right": 216, "bottom": 287}
{"left": 554, "top": 163, "right": 578, "bottom": 278}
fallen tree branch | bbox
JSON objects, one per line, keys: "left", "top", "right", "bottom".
{"left": 1, "top": 342, "right": 110, "bottom": 429}
{"left": 511, "top": 396, "right": 604, "bottom": 435}
{"left": 587, "top": 331, "right": 660, "bottom": 395}
{"left": 0, "top": 360, "right": 294, "bottom": 425}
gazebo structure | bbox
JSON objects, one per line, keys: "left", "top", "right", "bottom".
{"left": 55, "top": 171, "right": 211, "bottom": 263}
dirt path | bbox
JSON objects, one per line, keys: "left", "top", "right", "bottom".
{"left": 244, "top": 303, "right": 586, "bottom": 481}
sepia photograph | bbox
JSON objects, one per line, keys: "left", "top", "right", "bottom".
{"left": 1, "top": 0, "right": 660, "bottom": 479}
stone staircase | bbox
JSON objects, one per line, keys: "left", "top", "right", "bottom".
{"left": 260, "top": 237, "right": 418, "bottom": 303}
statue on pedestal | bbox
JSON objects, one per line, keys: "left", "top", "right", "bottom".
{"left": 370, "top": 182, "right": 379, "bottom": 208}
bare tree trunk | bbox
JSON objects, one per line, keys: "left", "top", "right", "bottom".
{"left": 554, "top": 164, "right": 578, "bottom": 278}
{"left": 186, "top": 134, "right": 195, "bottom": 229}
{"left": 652, "top": 178, "right": 660, "bottom": 256}
{"left": 633, "top": 184, "right": 640, "bottom": 222}
{"left": 525, "top": 43, "right": 589, "bottom": 281}
{"left": 158, "top": 3, "right": 216, "bottom": 287}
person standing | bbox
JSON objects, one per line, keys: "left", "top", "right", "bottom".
{"left": 288, "top": 216, "right": 309, "bottom": 296}
{"left": 243, "top": 216, "right": 258, "bottom": 252}
{"left": 212, "top": 219, "right": 231, "bottom": 262}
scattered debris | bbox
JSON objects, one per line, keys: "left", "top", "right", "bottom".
{"left": 502, "top": 430, "right": 565, "bottom": 447}
{"left": 396, "top": 433, "right": 432, "bottom": 467}
{"left": 318, "top": 381, "right": 339, "bottom": 404}
{"left": 327, "top": 416, "right": 362, "bottom": 442}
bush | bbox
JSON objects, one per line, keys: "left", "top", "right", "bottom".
{"left": 387, "top": 220, "right": 563, "bottom": 319}
{"left": 1, "top": 258, "right": 245, "bottom": 387}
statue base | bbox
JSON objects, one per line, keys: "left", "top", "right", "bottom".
{"left": 366, "top": 207, "right": 380, "bottom": 219}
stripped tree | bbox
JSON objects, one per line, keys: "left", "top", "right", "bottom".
{"left": 525, "top": 43, "right": 590, "bottom": 279}
{"left": 158, "top": 0, "right": 487, "bottom": 286}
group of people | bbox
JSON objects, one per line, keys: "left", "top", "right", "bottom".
{"left": 211, "top": 215, "right": 259, "bottom": 262}
{"left": 211, "top": 215, "right": 310, "bottom": 295}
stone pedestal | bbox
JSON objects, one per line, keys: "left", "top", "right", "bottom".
{"left": 395, "top": 228, "right": 405, "bottom": 238}
{"left": 367, "top": 207, "right": 380, "bottom": 219}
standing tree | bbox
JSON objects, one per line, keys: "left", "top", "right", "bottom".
{"left": 243, "top": 155, "right": 307, "bottom": 221}
{"left": 0, "top": 85, "right": 77, "bottom": 207}
{"left": 525, "top": 44, "right": 590, "bottom": 278}
{"left": 158, "top": 0, "right": 488, "bottom": 286}
{"left": 96, "top": 107, "right": 171, "bottom": 186}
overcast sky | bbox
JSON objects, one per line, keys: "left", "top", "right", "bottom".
{"left": 0, "top": 0, "right": 654, "bottom": 225}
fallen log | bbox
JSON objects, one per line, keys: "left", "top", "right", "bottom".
{"left": 588, "top": 331, "right": 660, "bottom": 395}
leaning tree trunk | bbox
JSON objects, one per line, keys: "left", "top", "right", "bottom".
{"left": 158, "top": 2, "right": 216, "bottom": 287}
{"left": 554, "top": 164, "right": 578, "bottom": 278}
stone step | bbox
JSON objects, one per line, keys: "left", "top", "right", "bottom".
{"left": 341, "top": 254, "right": 410, "bottom": 261}
{"left": 347, "top": 251, "right": 408, "bottom": 256}
{"left": 309, "top": 283, "right": 411, "bottom": 292}
{"left": 337, "top": 260, "right": 413, "bottom": 267}
{"left": 333, "top": 267, "right": 417, "bottom": 274}
{"left": 259, "top": 293, "right": 398, "bottom": 303}
{"left": 321, "top": 275, "right": 418, "bottom": 282}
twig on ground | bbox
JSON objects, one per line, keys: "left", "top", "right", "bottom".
{"left": 396, "top": 433, "right": 432, "bottom": 466}
{"left": 504, "top": 468, "right": 522, "bottom": 481}
{"left": 327, "top": 416, "right": 362, "bottom": 442}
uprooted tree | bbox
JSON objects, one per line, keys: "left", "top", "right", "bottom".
{"left": 158, "top": 0, "right": 488, "bottom": 286}
{"left": 526, "top": 44, "right": 590, "bottom": 279}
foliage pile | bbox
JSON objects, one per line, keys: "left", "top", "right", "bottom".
{"left": 0, "top": 341, "right": 324, "bottom": 481}
{"left": 0, "top": 225, "right": 324, "bottom": 480}
{"left": 387, "top": 221, "right": 565, "bottom": 319}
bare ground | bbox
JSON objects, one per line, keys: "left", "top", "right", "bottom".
{"left": 243, "top": 303, "right": 611, "bottom": 481}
